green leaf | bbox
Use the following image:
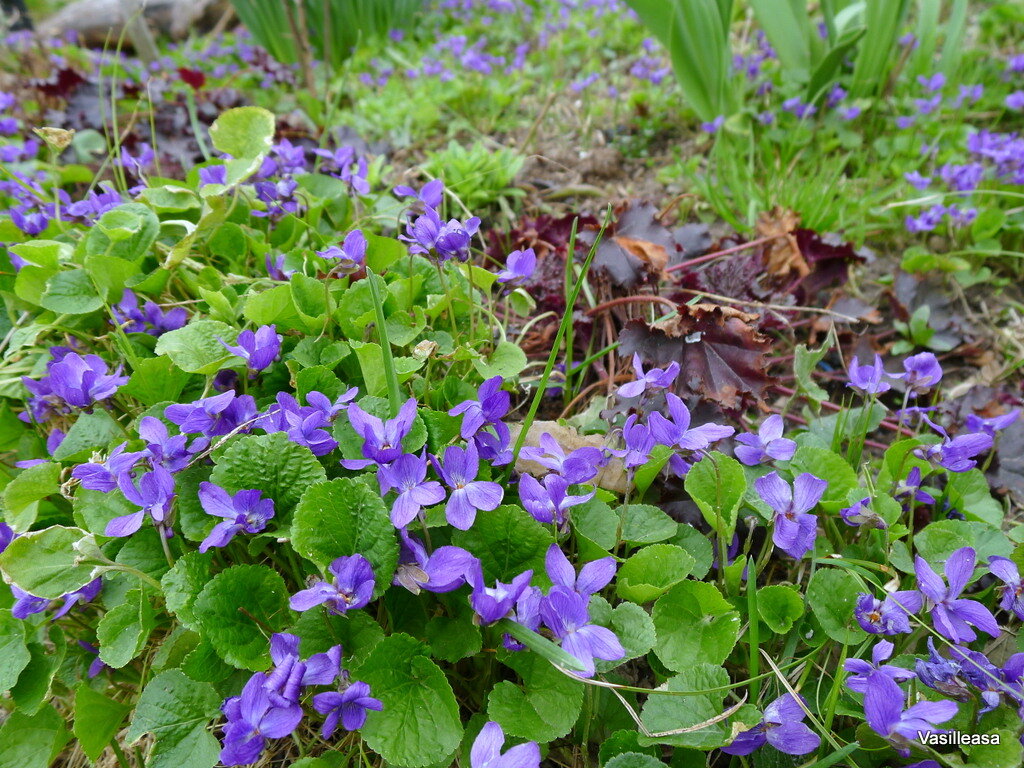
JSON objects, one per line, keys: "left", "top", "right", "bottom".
{"left": 0, "top": 526, "right": 98, "bottom": 598}
{"left": 290, "top": 477, "right": 398, "bottom": 593}
{"left": 588, "top": 597, "right": 656, "bottom": 671}
{"left": 652, "top": 581, "right": 740, "bottom": 671}
{"left": 617, "top": 503, "right": 678, "bottom": 545}
{"left": 0, "top": 706, "right": 71, "bottom": 768}
{"left": 289, "top": 608, "right": 384, "bottom": 666}
{"left": 639, "top": 664, "right": 761, "bottom": 749}
{"left": 154, "top": 319, "right": 238, "bottom": 375}
{"left": 668, "top": 523, "right": 714, "bottom": 580}
{"left": 572, "top": 499, "right": 619, "bottom": 552}
{"left": 473, "top": 341, "right": 528, "bottom": 380}
{"left": 126, "top": 670, "right": 221, "bottom": 768}
{"left": 425, "top": 596, "right": 482, "bottom": 663}
{"left": 74, "top": 683, "right": 131, "bottom": 761}
{"left": 192, "top": 565, "right": 290, "bottom": 670}
{"left": 180, "top": 640, "right": 233, "bottom": 684}
{"left": 11, "top": 639, "right": 65, "bottom": 713}
{"left": 2, "top": 461, "right": 60, "bottom": 531}
{"left": 52, "top": 409, "right": 122, "bottom": 461}
{"left": 790, "top": 445, "right": 859, "bottom": 511}
{"left": 365, "top": 233, "right": 407, "bottom": 272}
{"left": 947, "top": 470, "right": 1004, "bottom": 528}
{"left": 604, "top": 753, "right": 666, "bottom": 768}
{"left": 616, "top": 544, "right": 694, "bottom": 603}
{"left": 72, "top": 487, "right": 135, "bottom": 537}
{"left": 354, "top": 634, "right": 463, "bottom": 768}
{"left": 97, "top": 588, "right": 156, "bottom": 668}
{"left": 598, "top": 732, "right": 660, "bottom": 765}
{"left": 124, "top": 357, "right": 192, "bottom": 407}
{"left": 161, "top": 551, "right": 214, "bottom": 632}
{"left": 807, "top": 568, "right": 867, "bottom": 644}
{"left": 84, "top": 203, "right": 160, "bottom": 262}
{"left": 488, "top": 652, "right": 584, "bottom": 742}
{"left": 39, "top": 269, "right": 102, "bottom": 314}
{"left": 209, "top": 106, "right": 275, "bottom": 160}
{"left": 0, "top": 610, "right": 30, "bottom": 694}
{"left": 452, "top": 504, "right": 550, "bottom": 582}
{"left": 684, "top": 452, "right": 746, "bottom": 539}
{"left": 756, "top": 584, "right": 805, "bottom": 633}
{"left": 794, "top": 341, "right": 830, "bottom": 404}
{"left": 210, "top": 432, "right": 327, "bottom": 516}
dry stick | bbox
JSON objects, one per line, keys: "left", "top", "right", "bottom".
{"left": 585, "top": 294, "right": 678, "bottom": 316}
{"left": 675, "top": 287, "right": 864, "bottom": 323}
{"left": 665, "top": 234, "right": 783, "bottom": 274}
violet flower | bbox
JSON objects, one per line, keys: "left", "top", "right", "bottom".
{"left": 52, "top": 578, "right": 103, "bottom": 620}
{"left": 402, "top": 206, "right": 480, "bottom": 262}
{"left": 540, "top": 586, "right": 624, "bottom": 676}
{"left": 722, "top": 693, "right": 820, "bottom": 756}
{"left": 258, "top": 393, "right": 338, "bottom": 456}
{"left": 734, "top": 414, "right": 796, "bottom": 466}
{"left": 894, "top": 467, "right": 937, "bottom": 507}
{"left": 965, "top": 409, "right": 1020, "bottom": 436}
{"left": 378, "top": 453, "right": 446, "bottom": 527}
{"left": 219, "top": 672, "right": 303, "bottom": 766}
{"left": 78, "top": 641, "right": 108, "bottom": 678}
{"left": 11, "top": 586, "right": 50, "bottom": 619}
{"left": 915, "top": 547, "right": 999, "bottom": 643}
{"left": 915, "top": 432, "right": 993, "bottom": 472}
{"left": 24, "top": 352, "right": 128, "bottom": 416}
{"left": 106, "top": 466, "right": 176, "bottom": 537}
{"left": 432, "top": 442, "right": 503, "bottom": 530}
{"left": 863, "top": 672, "right": 957, "bottom": 756}
{"left": 612, "top": 414, "right": 654, "bottom": 470}
{"left": 0, "top": 521, "right": 12, "bottom": 553}
{"left": 989, "top": 556, "right": 1024, "bottom": 620}
{"left": 845, "top": 640, "right": 916, "bottom": 693}
{"left": 112, "top": 289, "right": 187, "bottom": 336}
{"left": 518, "top": 432, "right": 604, "bottom": 485}
{"left": 313, "top": 145, "right": 369, "bottom": 195}
{"left": 449, "top": 376, "right": 509, "bottom": 439}
{"left": 341, "top": 398, "right": 418, "bottom": 469}
{"left": 496, "top": 248, "right": 537, "bottom": 285}
{"left": 470, "top": 721, "right": 540, "bottom": 768}
{"left": 544, "top": 544, "right": 615, "bottom": 598}
{"left": 165, "top": 391, "right": 258, "bottom": 437}
{"left": 197, "top": 483, "right": 275, "bottom": 553}
{"left": 467, "top": 562, "right": 533, "bottom": 625}
{"left": 855, "top": 591, "right": 922, "bottom": 635}
{"left": 318, "top": 230, "right": 366, "bottom": 276}
{"left": 518, "top": 472, "right": 593, "bottom": 527}
{"left": 393, "top": 529, "right": 477, "bottom": 594}
{"left": 755, "top": 472, "right": 826, "bottom": 559}
{"left": 900, "top": 352, "right": 943, "bottom": 395}
{"left": 290, "top": 555, "right": 375, "bottom": 614}
{"left": 264, "top": 633, "right": 340, "bottom": 706}
{"left": 221, "top": 325, "right": 282, "bottom": 372}
{"left": 140, "top": 416, "right": 207, "bottom": 472}
{"left": 847, "top": 354, "right": 894, "bottom": 395}
{"left": 72, "top": 443, "right": 144, "bottom": 492}
{"left": 313, "top": 677, "right": 382, "bottom": 738}
{"left": 617, "top": 354, "right": 680, "bottom": 399}
{"left": 393, "top": 178, "right": 444, "bottom": 213}
{"left": 648, "top": 393, "right": 735, "bottom": 459}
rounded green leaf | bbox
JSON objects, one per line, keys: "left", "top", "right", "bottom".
{"left": 125, "top": 670, "right": 221, "bottom": 768}
{"left": 154, "top": 319, "right": 238, "bottom": 375}
{"left": 208, "top": 106, "right": 275, "bottom": 160}
{"left": 487, "top": 653, "right": 584, "bottom": 743}
{"left": 290, "top": 477, "right": 398, "bottom": 591}
{"left": 683, "top": 452, "right": 746, "bottom": 539}
{"left": 652, "top": 581, "right": 740, "bottom": 671}
{"left": 617, "top": 544, "right": 695, "bottom": 603}
{"left": 616, "top": 504, "right": 677, "bottom": 545}
{"left": 0, "top": 526, "right": 98, "bottom": 598}
{"left": 192, "top": 565, "right": 289, "bottom": 670}
{"left": 807, "top": 568, "right": 867, "bottom": 644}
{"left": 452, "top": 504, "right": 550, "bottom": 582}
{"left": 39, "top": 269, "right": 102, "bottom": 314}
{"left": 756, "top": 584, "right": 804, "bottom": 634}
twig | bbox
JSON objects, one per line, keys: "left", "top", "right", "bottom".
{"left": 674, "top": 287, "right": 863, "bottom": 323}
{"left": 665, "top": 234, "right": 782, "bottom": 274}
{"left": 585, "top": 295, "right": 678, "bottom": 316}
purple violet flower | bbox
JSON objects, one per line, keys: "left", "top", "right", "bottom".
{"left": 341, "top": 398, "right": 418, "bottom": 470}
{"left": 290, "top": 555, "right": 375, "bottom": 614}
{"left": 393, "top": 178, "right": 444, "bottom": 213}
{"left": 165, "top": 391, "right": 258, "bottom": 436}
{"left": 313, "top": 677, "right": 382, "bottom": 738}
{"left": 197, "top": 483, "right": 275, "bottom": 552}
{"left": 496, "top": 247, "right": 537, "bottom": 285}
{"left": 467, "top": 562, "right": 533, "bottom": 625}
{"left": 914, "top": 547, "right": 1000, "bottom": 643}
{"left": 393, "top": 529, "right": 477, "bottom": 594}
{"left": 470, "top": 721, "right": 540, "bottom": 768}
{"left": 965, "top": 410, "right": 1019, "bottom": 436}
{"left": 617, "top": 354, "right": 680, "bottom": 399}
{"left": 539, "top": 586, "right": 624, "bottom": 676}
{"left": 855, "top": 591, "right": 922, "bottom": 635}
{"left": 449, "top": 376, "right": 509, "bottom": 439}
{"left": 755, "top": 472, "right": 826, "bottom": 559}
{"left": 915, "top": 432, "right": 993, "bottom": 472}
{"left": 72, "top": 443, "right": 144, "bottom": 492}
{"left": 900, "top": 352, "right": 943, "bottom": 395}
{"left": 845, "top": 640, "right": 916, "bottom": 693}
{"left": 734, "top": 414, "right": 796, "bottom": 465}
{"left": 905, "top": 171, "right": 931, "bottom": 190}
{"left": 221, "top": 325, "right": 282, "bottom": 372}
{"left": 219, "top": 672, "right": 303, "bottom": 766}
{"left": 401, "top": 206, "right": 480, "bottom": 262}
{"left": 317, "top": 230, "right": 366, "bottom": 276}
{"left": 264, "top": 632, "right": 340, "bottom": 707}
{"left": 519, "top": 432, "right": 604, "bottom": 485}
{"left": 722, "top": 693, "right": 821, "bottom": 756}
{"left": 432, "top": 442, "right": 503, "bottom": 529}
{"left": 518, "top": 473, "right": 593, "bottom": 527}
{"left": 989, "top": 556, "right": 1024, "bottom": 620}
{"left": 106, "top": 466, "right": 176, "bottom": 537}
{"left": 863, "top": 672, "right": 957, "bottom": 756}
{"left": 840, "top": 497, "right": 887, "bottom": 529}
{"left": 544, "top": 544, "right": 615, "bottom": 598}
{"left": 847, "top": 354, "right": 894, "bottom": 394}
{"left": 378, "top": 453, "right": 446, "bottom": 527}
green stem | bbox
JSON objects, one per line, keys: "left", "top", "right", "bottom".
{"left": 366, "top": 268, "right": 402, "bottom": 417}
{"left": 746, "top": 557, "right": 760, "bottom": 704}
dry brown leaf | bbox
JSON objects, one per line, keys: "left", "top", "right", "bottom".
{"left": 756, "top": 206, "right": 808, "bottom": 280}
{"left": 509, "top": 420, "right": 629, "bottom": 495}
{"left": 613, "top": 235, "right": 669, "bottom": 276}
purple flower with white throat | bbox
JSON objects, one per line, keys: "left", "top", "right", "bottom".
{"left": 617, "top": 354, "right": 680, "bottom": 399}
{"left": 106, "top": 466, "right": 176, "bottom": 537}
{"left": 341, "top": 398, "right": 418, "bottom": 469}
{"left": 540, "top": 586, "right": 624, "bottom": 676}
{"left": 432, "top": 442, "right": 503, "bottom": 530}
{"left": 378, "top": 453, "right": 446, "bottom": 527}
{"left": 317, "top": 230, "right": 366, "bottom": 276}
{"left": 263, "top": 633, "right": 340, "bottom": 707}
{"left": 393, "top": 529, "right": 476, "bottom": 594}
{"left": 845, "top": 640, "right": 916, "bottom": 693}
{"left": 290, "top": 554, "right": 375, "bottom": 614}
{"left": 847, "top": 354, "right": 894, "bottom": 394}
{"left": 611, "top": 414, "right": 654, "bottom": 470}
{"left": 165, "top": 391, "right": 258, "bottom": 436}
{"left": 496, "top": 248, "right": 536, "bottom": 286}
{"left": 313, "top": 676, "right": 382, "bottom": 737}
{"left": 862, "top": 672, "right": 957, "bottom": 756}
{"left": 139, "top": 416, "right": 206, "bottom": 472}
{"left": 855, "top": 591, "right": 922, "bottom": 635}
{"left": 544, "top": 544, "right": 615, "bottom": 598}
{"left": 989, "top": 556, "right": 1024, "bottom": 620}
{"left": 915, "top": 432, "right": 993, "bottom": 472}
{"left": 470, "top": 721, "right": 540, "bottom": 768}
{"left": 734, "top": 414, "right": 796, "bottom": 465}
{"left": 518, "top": 473, "right": 593, "bottom": 527}
{"left": 219, "top": 672, "right": 303, "bottom": 766}
{"left": 197, "top": 483, "right": 275, "bottom": 552}
{"left": 755, "top": 472, "right": 826, "bottom": 559}
{"left": 221, "top": 325, "right": 282, "bottom": 372}
{"left": 519, "top": 432, "right": 604, "bottom": 485}
{"left": 900, "top": 352, "right": 943, "bottom": 395}
{"left": 467, "top": 562, "right": 533, "bottom": 625}
{"left": 648, "top": 393, "right": 735, "bottom": 459}
{"left": 24, "top": 352, "right": 128, "bottom": 414}
{"left": 722, "top": 693, "right": 821, "bottom": 756}
{"left": 72, "top": 443, "right": 144, "bottom": 492}
{"left": 915, "top": 547, "right": 999, "bottom": 643}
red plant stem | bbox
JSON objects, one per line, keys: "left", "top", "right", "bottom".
{"left": 771, "top": 384, "right": 912, "bottom": 436}
{"left": 585, "top": 294, "right": 678, "bottom": 316}
{"left": 665, "top": 234, "right": 782, "bottom": 274}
